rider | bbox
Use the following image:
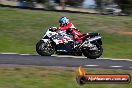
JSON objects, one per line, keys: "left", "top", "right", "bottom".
{"left": 58, "top": 16, "right": 87, "bottom": 43}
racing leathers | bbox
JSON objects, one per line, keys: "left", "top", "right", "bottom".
{"left": 58, "top": 22, "right": 84, "bottom": 43}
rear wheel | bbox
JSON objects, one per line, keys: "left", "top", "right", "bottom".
{"left": 36, "top": 40, "right": 55, "bottom": 56}
{"left": 82, "top": 42, "right": 103, "bottom": 59}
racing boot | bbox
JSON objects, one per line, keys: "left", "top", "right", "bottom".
{"left": 74, "top": 39, "right": 82, "bottom": 48}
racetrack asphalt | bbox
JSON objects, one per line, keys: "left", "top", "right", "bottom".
{"left": 0, "top": 54, "right": 131, "bottom": 70}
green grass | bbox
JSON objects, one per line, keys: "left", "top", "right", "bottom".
{"left": 0, "top": 7, "right": 132, "bottom": 58}
{"left": 0, "top": 66, "right": 131, "bottom": 88}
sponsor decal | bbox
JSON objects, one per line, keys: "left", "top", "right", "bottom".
{"left": 76, "top": 66, "right": 131, "bottom": 85}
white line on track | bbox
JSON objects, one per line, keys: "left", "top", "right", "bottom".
{"left": 52, "top": 55, "right": 86, "bottom": 58}
{"left": 102, "top": 58, "right": 132, "bottom": 61}
{"left": 0, "top": 53, "right": 132, "bottom": 61}
{"left": 20, "top": 54, "right": 33, "bottom": 55}
{"left": 1, "top": 53, "right": 18, "bottom": 54}
{"left": 85, "top": 65, "right": 99, "bottom": 67}
{"left": 109, "top": 66, "right": 123, "bottom": 68}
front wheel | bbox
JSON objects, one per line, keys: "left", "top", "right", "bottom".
{"left": 36, "top": 40, "right": 55, "bottom": 56}
{"left": 82, "top": 42, "right": 103, "bottom": 59}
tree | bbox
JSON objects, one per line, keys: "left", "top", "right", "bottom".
{"left": 54, "top": 0, "right": 84, "bottom": 7}
{"left": 95, "top": 0, "right": 102, "bottom": 10}
{"left": 115, "top": 0, "right": 132, "bottom": 14}
{"left": 66, "top": 0, "right": 84, "bottom": 7}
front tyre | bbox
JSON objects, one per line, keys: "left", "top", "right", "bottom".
{"left": 82, "top": 42, "right": 103, "bottom": 59}
{"left": 36, "top": 40, "right": 55, "bottom": 56}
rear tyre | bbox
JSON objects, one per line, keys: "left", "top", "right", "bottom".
{"left": 82, "top": 42, "right": 103, "bottom": 59}
{"left": 36, "top": 40, "right": 55, "bottom": 56}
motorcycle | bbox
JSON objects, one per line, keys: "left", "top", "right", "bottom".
{"left": 36, "top": 27, "right": 103, "bottom": 59}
